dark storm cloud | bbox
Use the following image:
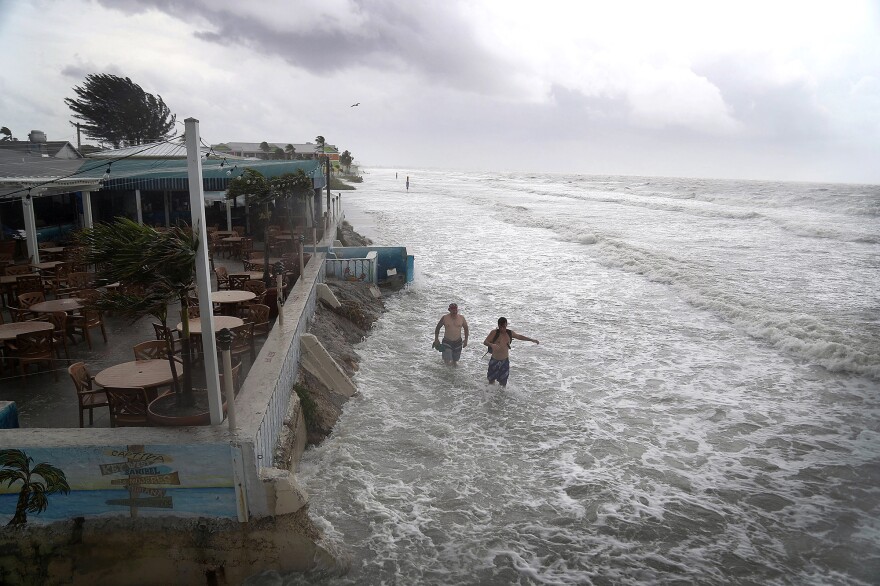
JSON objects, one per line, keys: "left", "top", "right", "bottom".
{"left": 95, "top": 0, "right": 519, "bottom": 95}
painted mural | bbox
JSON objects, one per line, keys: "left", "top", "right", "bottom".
{"left": 0, "top": 443, "right": 237, "bottom": 525}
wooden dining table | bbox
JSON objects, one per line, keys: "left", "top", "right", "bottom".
{"left": 211, "top": 290, "right": 255, "bottom": 316}
{"left": 30, "top": 260, "right": 64, "bottom": 271}
{"left": 176, "top": 315, "right": 243, "bottom": 335}
{"left": 94, "top": 359, "right": 182, "bottom": 396}
{"left": 0, "top": 320, "right": 53, "bottom": 342}
{"left": 229, "top": 271, "right": 265, "bottom": 281}
{"left": 29, "top": 298, "right": 83, "bottom": 314}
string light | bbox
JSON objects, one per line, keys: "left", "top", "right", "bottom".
{"left": 102, "top": 164, "right": 111, "bottom": 181}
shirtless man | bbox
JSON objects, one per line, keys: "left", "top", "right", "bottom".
{"left": 434, "top": 303, "right": 469, "bottom": 366}
{"left": 483, "top": 317, "right": 539, "bottom": 386}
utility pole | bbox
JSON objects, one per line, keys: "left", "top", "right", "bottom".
{"left": 76, "top": 123, "right": 81, "bottom": 148}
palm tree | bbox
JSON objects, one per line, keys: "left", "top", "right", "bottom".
{"left": 0, "top": 126, "right": 14, "bottom": 141}
{"left": 340, "top": 150, "right": 353, "bottom": 174}
{"left": 259, "top": 141, "right": 272, "bottom": 159}
{"left": 0, "top": 449, "right": 70, "bottom": 526}
{"left": 314, "top": 136, "right": 325, "bottom": 160}
{"left": 284, "top": 144, "right": 295, "bottom": 160}
{"left": 77, "top": 219, "right": 199, "bottom": 406}
{"left": 227, "top": 168, "right": 314, "bottom": 285}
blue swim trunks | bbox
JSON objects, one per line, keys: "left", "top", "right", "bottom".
{"left": 442, "top": 338, "right": 463, "bottom": 362}
{"left": 487, "top": 357, "right": 510, "bottom": 386}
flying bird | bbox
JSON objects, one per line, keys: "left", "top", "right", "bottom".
{"left": 351, "top": 102, "right": 360, "bottom": 107}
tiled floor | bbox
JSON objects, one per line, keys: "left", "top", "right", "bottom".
{"left": 1, "top": 253, "right": 267, "bottom": 429}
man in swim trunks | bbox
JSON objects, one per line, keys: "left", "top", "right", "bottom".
{"left": 434, "top": 303, "right": 469, "bottom": 366}
{"left": 483, "top": 317, "right": 539, "bottom": 386}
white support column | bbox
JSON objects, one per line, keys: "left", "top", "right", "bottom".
{"left": 21, "top": 192, "right": 39, "bottom": 264}
{"left": 82, "top": 190, "right": 94, "bottom": 229}
{"left": 135, "top": 189, "right": 143, "bottom": 224}
{"left": 186, "top": 117, "right": 223, "bottom": 426}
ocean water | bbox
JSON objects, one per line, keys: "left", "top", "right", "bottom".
{"left": 257, "top": 169, "right": 880, "bottom": 585}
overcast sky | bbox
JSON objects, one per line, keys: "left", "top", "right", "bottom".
{"left": 1, "top": 0, "right": 878, "bottom": 183}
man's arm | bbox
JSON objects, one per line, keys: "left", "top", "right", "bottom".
{"left": 511, "top": 331, "right": 539, "bottom": 344}
{"left": 434, "top": 317, "right": 445, "bottom": 341}
{"left": 462, "top": 317, "right": 469, "bottom": 347}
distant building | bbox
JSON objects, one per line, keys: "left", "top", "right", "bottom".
{"left": 219, "top": 142, "right": 340, "bottom": 164}
{"left": 0, "top": 131, "right": 82, "bottom": 159}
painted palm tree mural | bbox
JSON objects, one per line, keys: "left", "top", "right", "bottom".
{"left": 0, "top": 449, "right": 70, "bottom": 526}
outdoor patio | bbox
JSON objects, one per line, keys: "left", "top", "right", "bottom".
{"left": 1, "top": 251, "right": 281, "bottom": 429}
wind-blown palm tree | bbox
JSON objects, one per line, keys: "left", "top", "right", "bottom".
{"left": 284, "top": 144, "right": 295, "bottom": 160}
{"left": 77, "top": 219, "right": 199, "bottom": 406}
{"left": 227, "top": 168, "right": 314, "bottom": 285}
{"left": 0, "top": 449, "right": 70, "bottom": 526}
{"left": 314, "top": 136, "right": 325, "bottom": 160}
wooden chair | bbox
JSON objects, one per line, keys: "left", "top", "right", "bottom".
{"left": 232, "top": 225, "right": 246, "bottom": 237}
{"left": 15, "top": 274, "right": 44, "bottom": 295}
{"left": 243, "top": 279, "right": 267, "bottom": 305}
{"left": 243, "top": 303, "right": 271, "bottom": 338}
{"left": 67, "top": 362, "right": 109, "bottom": 427}
{"left": 133, "top": 340, "right": 172, "bottom": 361}
{"left": 11, "top": 291, "right": 45, "bottom": 322}
{"left": 152, "top": 322, "right": 183, "bottom": 355}
{"left": 66, "top": 271, "right": 94, "bottom": 291}
{"left": 43, "top": 262, "right": 71, "bottom": 297}
{"left": 229, "top": 322, "right": 256, "bottom": 363}
{"left": 228, "top": 274, "right": 249, "bottom": 291}
{"left": 104, "top": 386, "right": 152, "bottom": 427}
{"left": 239, "top": 237, "right": 254, "bottom": 260}
{"left": 219, "top": 359, "right": 243, "bottom": 395}
{"left": 8, "top": 329, "right": 57, "bottom": 380}
{"left": 214, "top": 266, "right": 230, "bottom": 290}
{"left": 39, "top": 311, "right": 70, "bottom": 363}
{"left": 68, "top": 308, "right": 107, "bottom": 349}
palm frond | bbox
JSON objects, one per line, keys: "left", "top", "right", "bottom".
{"left": 31, "top": 463, "right": 70, "bottom": 495}
{"left": 0, "top": 449, "right": 31, "bottom": 471}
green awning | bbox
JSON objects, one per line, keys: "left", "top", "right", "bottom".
{"left": 76, "top": 158, "right": 323, "bottom": 192}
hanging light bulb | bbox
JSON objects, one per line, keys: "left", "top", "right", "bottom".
{"left": 102, "top": 164, "right": 111, "bottom": 181}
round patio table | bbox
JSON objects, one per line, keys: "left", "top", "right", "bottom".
{"left": 94, "top": 359, "right": 182, "bottom": 392}
{"left": 30, "top": 261, "right": 64, "bottom": 271}
{"left": 29, "top": 298, "right": 83, "bottom": 314}
{"left": 211, "top": 290, "right": 255, "bottom": 316}
{"left": 176, "top": 315, "right": 243, "bottom": 335}
{"left": 0, "top": 320, "right": 53, "bottom": 342}
{"left": 229, "top": 271, "right": 264, "bottom": 281}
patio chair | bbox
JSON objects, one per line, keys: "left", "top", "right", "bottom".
{"left": 152, "top": 322, "right": 183, "bottom": 355}
{"left": 8, "top": 329, "right": 57, "bottom": 380}
{"left": 229, "top": 322, "right": 256, "bottom": 363}
{"left": 11, "top": 291, "right": 45, "bottom": 322}
{"left": 15, "top": 274, "right": 44, "bottom": 295}
{"left": 66, "top": 271, "right": 94, "bottom": 291}
{"left": 214, "top": 266, "right": 230, "bottom": 290}
{"left": 133, "top": 340, "right": 174, "bottom": 361}
{"left": 239, "top": 237, "right": 254, "bottom": 260}
{"left": 39, "top": 311, "right": 70, "bottom": 363}
{"left": 229, "top": 274, "right": 249, "bottom": 291}
{"left": 67, "top": 362, "right": 109, "bottom": 427}
{"left": 243, "top": 279, "right": 267, "bottom": 305}
{"left": 68, "top": 307, "right": 107, "bottom": 349}
{"left": 104, "top": 386, "right": 152, "bottom": 427}
{"left": 219, "top": 359, "right": 243, "bottom": 395}
{"left": 243, "top": 303, "right": 271, "bottom": 339}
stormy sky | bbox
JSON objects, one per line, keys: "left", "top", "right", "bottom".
{"left": 1, "top": 0, "right": 878, "bottom": 182}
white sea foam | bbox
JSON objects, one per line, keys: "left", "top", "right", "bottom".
{"left": 280, "top": 168, "right": 880, "bottom": 586}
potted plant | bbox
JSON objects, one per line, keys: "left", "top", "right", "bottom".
{"left": 77, "top": 219, "right": 200, "bottom": 411}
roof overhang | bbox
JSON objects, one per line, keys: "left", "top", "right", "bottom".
{"left": 0, "top": 177, "right": 104, "bottom": 202}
